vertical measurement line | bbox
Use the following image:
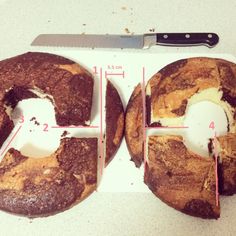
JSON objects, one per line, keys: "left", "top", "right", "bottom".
{"left": 213, "top": 131, "right": 219, "bottom": 207}
{"left": 99, "top": 67, "right": 104, "bottom": 177}
{"left": 0, "top": 125, "right": 22, "bottom": 156}
{"left": 142, "top": 66, "right": 147, "bottom": 166}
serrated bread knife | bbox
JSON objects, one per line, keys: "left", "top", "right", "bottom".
{"left": 31, "top": 33, "right": 219, "bottom": 49}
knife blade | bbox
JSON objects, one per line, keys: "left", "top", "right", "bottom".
{"left": 31, "top": 33, "right": 219, "bottom": 49}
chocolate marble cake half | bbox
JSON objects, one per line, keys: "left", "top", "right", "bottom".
{"left": 0, "top": 52, "right": 94, "bottom": 130}
{"left": 0, "top": 52, "right": 97, "bottom": 217}
{"left": 147, "top": 57, "right": 236, "bottom": 130}
{"left": 125, "top": 84, "right": 144, "bottom": 167}
{"left": 145, "top": 135, "right": 219, "bottom": 219}
{"left": 0, "top": 137, "right": 97, "bottom": 217}
{"left": 105, "top": 80, "right": 124, "bottom": 166}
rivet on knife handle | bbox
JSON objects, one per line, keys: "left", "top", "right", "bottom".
{"left": 153, "top": 33, "right": 219, "bottom": 48}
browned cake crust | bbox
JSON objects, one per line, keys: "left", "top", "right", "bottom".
{"left": 148, "top": 57, "right": 236, "bottom": 125}
{"left": 0, "top": 137, "right": 97, "bottom": 217}
{"left": 105, "top": 80, "right": 124, "bottom": 165}
{"left": 145, "top": 136, "right": 219, "bottom": 219}
{"left": 212, "top": 133, "right": 236, "bottom": 195}
{"left": 0, "top": 106, "right": 14, "bottom": 148}
{"left": 125, "top": 84, "right": 143, "bottom": 167}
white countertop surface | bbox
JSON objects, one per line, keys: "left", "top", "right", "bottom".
{"left": 0, "top": 1, "right": 236, "bottom": 236}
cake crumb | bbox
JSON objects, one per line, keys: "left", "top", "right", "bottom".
{"left": 149, "top": 28, "right": 155, "bottom": 32}
{"left": 61, "top": 130, "right": 69, "bottom": 138}
{"left": 34, "top": 121, "right": 40, "bottom": 126}
{"left": 30, "top": 117, "right": 40, "bottom": 126}
{"left": 121, "top": 6, "right": 127, "bottom": 10}
{"left": 124, "top": 28, "right": 130, "bottom": 34}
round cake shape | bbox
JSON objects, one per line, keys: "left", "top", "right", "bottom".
{"left": 125, "top": 57, "right": 236, "bottom": 218}
{"left": 0, "top": 52, "right": 97, "bottom": 217}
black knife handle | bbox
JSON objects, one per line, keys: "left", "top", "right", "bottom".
{"left": 156, "top": 33, "right": 219, "bottom": 48}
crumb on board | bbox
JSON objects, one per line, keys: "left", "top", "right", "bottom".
{"left": 125, "top": 28, "right": 130, "bottom": 34}
{"left": 149, "top": 28, "right": 155, "bottom": 32}
{"left": 34, "top": 120, "right": 40, "bottom": 126}
{"left": 30, "top": 117, "right": 40, "bottom": 126}
{"left": 121, "top": 6, "right": 127, "bottom": 10}
{"left": 61, "top": 130, "right": 69, "bottom": 138}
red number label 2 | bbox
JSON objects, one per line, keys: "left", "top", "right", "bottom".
{"left": 43, "top": 123, "right": 49, "bottom": 132}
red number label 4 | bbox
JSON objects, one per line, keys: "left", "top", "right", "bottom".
{"left": 209, "top": 121, "right": 215, "bottom": 130}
